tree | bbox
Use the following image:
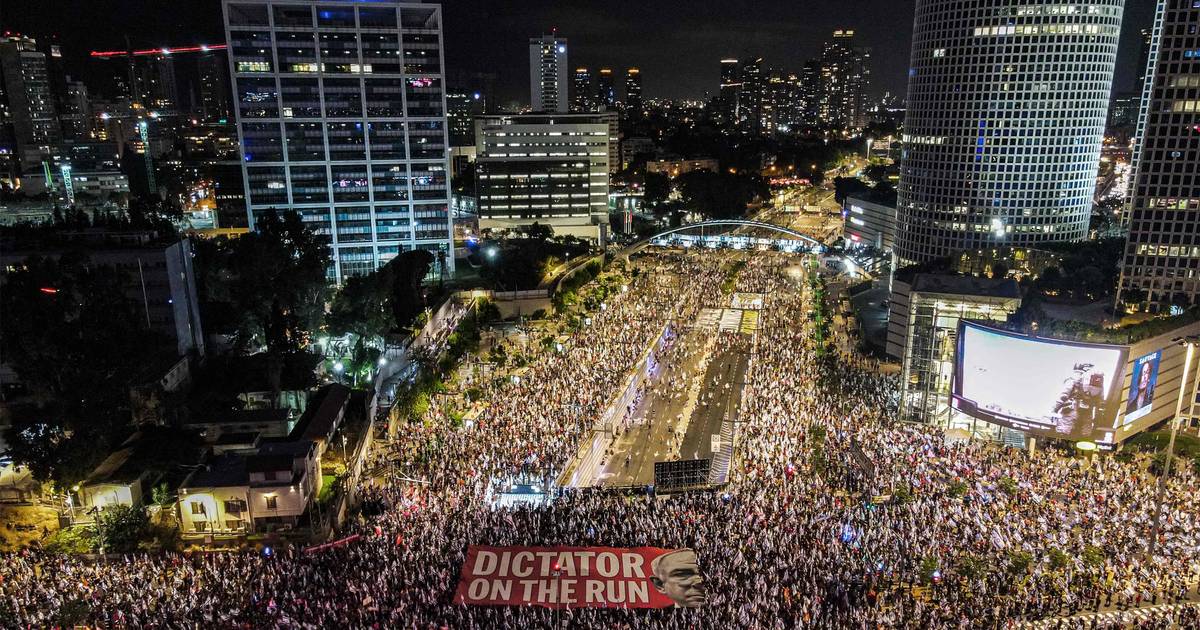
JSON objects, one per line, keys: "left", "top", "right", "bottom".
{"left": 95, "top": 505, "right": 151, "bottom": 553}
{"left": 382, "top": 249, "right": 436, "bottom": 330}
{"left": 675, "top": 170, "right": 767, "bottom": 219}
{"left": 643, "top": 172, "right": 671, "bottom": 207}
{"left": 327, "top": 271, "right": 397, "bottom": 384}
{"left": 204, "top": 209, "right": 331, "bottom": 354}
{"left": 0, "top": 254, "right": 171, "bottom": 489}
{"left": 525, "top": 221, "right": 553, "bottom": 240}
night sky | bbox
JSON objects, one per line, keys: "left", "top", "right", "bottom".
{"left": 3, "top": 0, "right": 1155, "bottom": 105}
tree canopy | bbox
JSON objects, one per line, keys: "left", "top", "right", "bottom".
{"left": 197, "top": 209, "right": 331, "bottom": 353}
{"left": 0, "top": 253, "right": 172, "bottom": 488}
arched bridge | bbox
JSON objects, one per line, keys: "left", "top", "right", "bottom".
{"left": 621, "top": 219, "right": 827, "bottom": 258}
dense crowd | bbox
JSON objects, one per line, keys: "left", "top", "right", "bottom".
{"left": 2, "top": 251, "right": 1198, "bottom": 629}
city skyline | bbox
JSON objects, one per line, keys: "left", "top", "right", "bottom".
{"left": 3, "top": 0, "right": 1155, "bottom": 104}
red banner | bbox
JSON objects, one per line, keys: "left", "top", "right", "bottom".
{"left": 453, "top": 545, "right": 706, "bottom": 609}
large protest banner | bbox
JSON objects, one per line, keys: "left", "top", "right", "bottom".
{"left": 453, "top": 545, "right": 706, "bottom": 609}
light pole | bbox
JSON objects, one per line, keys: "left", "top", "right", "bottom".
{"left": 1148, "top": 335, "right": 1200, "bottom": 557}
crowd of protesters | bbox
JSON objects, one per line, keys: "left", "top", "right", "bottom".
{"left": 2, "top": 251, "right": 1199, "bottom": 629}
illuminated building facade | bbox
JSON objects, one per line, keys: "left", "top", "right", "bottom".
{"left": 888, "top": 274, "right": 1021, "bottom": 429}
{"left": 1118, "top": 0, "right": 1200, "bottom": 312}
{"left": 895, "top": 0, "right": 1123, "bottom": 263}
{"left": 474, "top": 112, "right": 610, "bottom": 239}
{"left": 529, "top": 34, "right": 568, "bottom": 113}
{"left": 222, "top": 0, "right": 453, "bottom": 280}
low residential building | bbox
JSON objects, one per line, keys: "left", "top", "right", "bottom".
{"left": 197, "top": 353, "right": 320, "bottom": 415}
{"left": 646, "top": 158, "right": 718, "bottom": 179}
{"left": 888, "top": 273, "right": 1022, "bottom": 427}
{"left": 842, "top": 196, "right": 896, "bottom": 251}
{"left": 78, "top": 446, "right": 157, "bottom": 513}
{"left": 177, "top": 440, "right": 319, "bottom": 537}
{"left": 289, "top": 383, "right": 350, "bottom": 459}
{"left": 186, "top": 408, "right": 293, "bottom": 444}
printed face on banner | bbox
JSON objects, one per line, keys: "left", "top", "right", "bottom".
{"left": 453, "top": 545, "right": 707, "bottom": 609}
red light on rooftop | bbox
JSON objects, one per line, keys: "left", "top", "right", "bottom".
{"left": 90, "top": 44, "right": 226, "bottom": 58}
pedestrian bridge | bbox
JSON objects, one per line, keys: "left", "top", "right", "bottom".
{"left": 622, "top": 219, "right": 827, "bottom": 257}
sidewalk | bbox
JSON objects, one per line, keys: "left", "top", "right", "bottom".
{"left": 1017, "top": 600, "right": 1200, "bottom": 628}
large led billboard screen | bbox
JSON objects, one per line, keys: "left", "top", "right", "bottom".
{"left": 952, "top": 322, "right": 1127, "bottom": 440}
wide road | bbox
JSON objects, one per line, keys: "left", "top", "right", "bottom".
{"left": 594, "top": 317, "right": 750, "bottom": 487}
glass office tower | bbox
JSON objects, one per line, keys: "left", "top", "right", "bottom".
{"left": 223, "top": 0, "right": 453, "bottom": 280}
{"left": 895, "top": 0, "right": 1124, "bottom": 263}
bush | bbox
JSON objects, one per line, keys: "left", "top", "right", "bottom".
{"left": 1047, "top": 548, "right": 1070, "bottom": 571}
{"left": 948, "top": 481, "right": 969, "bottom": 498}
{"left": 956, "top": 554, "right": 986, "bottom": 580}
{"left": 1007, "top": 550, "right": 1033, "bottom": 575}
{"left": 1081, "top": 545, "right": 1105, "bottom": 568}
{"left": 43, "top": 526, "right": 97, "bottom": 554}
{"left": 997, "top": 476, "right": 1018, "bottom": 496}
{"left": 95, "top": 505, "right": 151, "bottom": 553}
{"left": 918, "top": 556, "right": 940, "bottom": 585}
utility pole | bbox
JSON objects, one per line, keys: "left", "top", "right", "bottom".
{"left": 1149, "top": 336, "right": 1200, "bottom": 557}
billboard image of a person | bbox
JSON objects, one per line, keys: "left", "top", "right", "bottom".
{"left": 649, "top": 548, "right": 707, "bottom": 607}
{"left": 1124, "top": 350, "right": 1161, "bottom": 423}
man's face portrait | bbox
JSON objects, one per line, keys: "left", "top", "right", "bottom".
{"left": 650, "top": 548, "right": 706, "bottom": 607}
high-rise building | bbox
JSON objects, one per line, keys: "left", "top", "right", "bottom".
{"left": 474, "top": 112, "right": 611, "bottom": 240}
{"left": 799, "top": 60, "right": 821, "bottom": 128}
{"left": 0, "top": 35, "right": 61, "bottom": 174}
{"left": 718, "top": 58, "right": 741, "bottom": 130}
{"left": 59, "top": 78, "right": 92, "bottom": 141}
{"left": 624, "top": 68, "right": 642, "bottom": 114}
{"left": 445, "top": 90, "right": 483, "bottom": 147}
{"left": 738, "top": 58, "right": 764, "bottom": 134}
{"left": 222, "top": 0, "right": 454, "bottom": 280}
{"left": 197, "top": 50, "right": 232, "bottom": 123}
{"left": 893, "top": 0, "right": 1123, "bottom": 263}
{"left": 818, "top": 30, "right": 870, "bottom": 130}
{"left": 596, "top": 68, "right": 616, "bottom": 110}
{"left": 529, "top": 34, "right": 568, "bottom": 113}
{"left": 1118, "top": 0, "right": 1200, "bottom": 312}
{"left": 572, "top": 67, "right": 593, "bottom": 112}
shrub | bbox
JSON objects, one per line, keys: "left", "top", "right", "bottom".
{"left": 43, "top": 526, "right": 97, "bottom": 554}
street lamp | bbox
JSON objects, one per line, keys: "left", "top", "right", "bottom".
{"left": 1148, "top": 335, "right": 1200, "bottom": 557}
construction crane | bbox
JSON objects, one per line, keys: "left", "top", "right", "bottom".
{"left": 89, "top": 41, "right": 225, "bottom": 198}
{"left": 89, "top": 44, "right": 227, "bottom": 59}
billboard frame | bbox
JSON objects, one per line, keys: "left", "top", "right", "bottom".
{"left": 951, "top": 320, "right": 1129, "bottom": 440}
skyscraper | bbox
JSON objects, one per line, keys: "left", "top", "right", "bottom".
{"left": 222, "top": 0, "right": 454, "bottom": 280}
{"left": 624, "top": 68, "right": 642, "bottom": 114}
{"left": 197, "top": 50, "right": 232, "bottom": 123}
{"left": 718, "top": 58, "right": 741, "bottom": 130}
{"left": 58, "top": 78, "right": 92, "bottom": 141}
{"left": 799, "top": 60, "right": 822, "bottom": 128}
{"left": 818, "top": 30, "right": 870, "bottom": 130}
{"left": 738, "top": 58, "right": 764, "bottom": 135}
{"left": 1117, "top": 0, "right": 1200, "bottom": 312}
{"left": 596, "top": 68, "right": 616, "bottom": 110}
{"left": 0, "top": 35, "right": 61, "bottom": 174}
{"left": 529, "top": 34, "right": 568, "bottom": 113}
{"left": 572, "top": 67, "right": 593, "bottom": 112}
{"left": 893, "top": 0, "right": 1123, "bottom": 263}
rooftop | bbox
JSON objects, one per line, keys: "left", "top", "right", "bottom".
{"left": 185, "top": 454, "right": 247, "bottom": 489}
{"left": 289, "top": 383, "right": 350, "bottom": 442}
{"left": 912, "top": 273, "right": 1021, "bottom": 300}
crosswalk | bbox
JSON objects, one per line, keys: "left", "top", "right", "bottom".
{"left": 718, "top": 309, "right": 743, "bottom": 332}
{"left": 1017, "top": 602, "right": 1198, "bottom": 629}
{"left": 697, "top": 307, "right": 759, "bottom": 334}
{"left": 697, "top": 308, "right": 723, "bottom": 331}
